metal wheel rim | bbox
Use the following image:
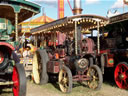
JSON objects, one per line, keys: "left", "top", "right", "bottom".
{"left": 59, "top": 69, "right": 69, "bottom": 93}
{"left": 87, "top": 67, "right": 99, "bottom": 89}
{"left": 12, "top": 66, "right": 19, "bottom": 96}
{"left": 114, "top": 63, "right": 128, "bottom": 89}
{"left": 32, "top": 53, "right": 41, "bottom": 84}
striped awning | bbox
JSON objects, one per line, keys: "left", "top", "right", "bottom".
{"left": 31, "top": 15, "right": 54, "bottom": 23}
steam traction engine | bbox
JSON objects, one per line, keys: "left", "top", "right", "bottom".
{"left": 99, "top": 12, "right": 128, "bottom": 89}
{"left": 0, "top": 0, "right": 40, "bottom": 96}
{"left": 0, "top": 14, "right": 27, "bottom": 96}
{"left": 31, "top": 15, "right": 108, "bottom": 93}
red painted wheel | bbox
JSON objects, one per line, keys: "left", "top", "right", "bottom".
{"left": 12, "top": 66, "right": 19, "bottom": 96}
{"left": 114, "top": 62, "right": 128, "bottom": 89}
{"left": 12, "top": 64, "right": 26, "bottom": 96}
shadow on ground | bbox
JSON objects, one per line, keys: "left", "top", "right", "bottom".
{"left": 103, "top": 68, "right": 117, "bottom": 87}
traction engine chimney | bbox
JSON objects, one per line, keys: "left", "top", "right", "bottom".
{"left": 73, "top": 0, "right": 83, "bottom": 15}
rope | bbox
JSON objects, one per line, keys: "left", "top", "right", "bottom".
{"left": 67, "top": 0, "right": 73, "bottom": 14}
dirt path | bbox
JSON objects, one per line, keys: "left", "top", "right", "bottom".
{"left": 1, "top": 81, "right": 128, "bottom": 96}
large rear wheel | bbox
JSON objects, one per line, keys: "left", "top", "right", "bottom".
{"left": 32, "top": 49, "right": 48, "bottom": 84}
{"left": 87, "top": 65, "right": 103, "bottom": 90}
{"left": 12, "top": 64, "right": 26, "bottom": 96}
{"left": 32, "top": 52, "right": 41, "bottom": 84}
{"left": 114, "top": 62, "right": 128, "bottom": 89}
{"left": 58, "top": 65, "right": 72, "bottom": 93}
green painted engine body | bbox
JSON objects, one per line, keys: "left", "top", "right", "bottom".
{"left": 0, "top": 18, "right": 14, "bottom": 35}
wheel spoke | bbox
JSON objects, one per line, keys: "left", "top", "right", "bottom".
{"left": 115, "top": 76, "right": 121, "bottom": 82}
{"left": 60, "top": 79, "right": 64, "bottom": 85}
{"left": 63, "top": 84, "right": 68, "bottom": 92}
{"left": 90, "top": 69, "right": 95, "bottom": 76}
{"left": 120, "top": 65, "right": 127, "bottom": 74}
{"left": 123, "top": 79, "right": 127, "bottom": 87}
{"left": 92, "top": 69, "right": 95, "bottom": 74}
{"left": 119, "top": 67, "right": 123, "bottom": 73}
{"left": 93, "top": 75, "right": 99, "bottom": 81}
{"left": 123, "top": 77, "right": 128, "bottom": 88}
{"left": 64, "top": 72, "right": 66, "bottom": 78}
{"left": 114, "top": 63, "right": 128, "bottom": 89}
{"left": 88, "top": 81, "right": 98, "bottom": 89}
{"left": 87, "top": 65, "right": 102, "bottom": 90}
{"left": 59, "top": 66, "right": 72, "bottom": 93}
{"left": 120, "top": 80, "right": 123, "bottom": 86}
{"left": 60, "top": 77, "right": 65, "bottom": 84}
{"left": 64, "top": 83, "right": 68, "bottom": 88}
{"left": 126, "top": 71, "right": 128, "bottom": 77}
{"left": 122, "top": 80, "right": 126, "bottom": 88}
{"left": 94, "top": 70, "right": 98, "bottom": 77}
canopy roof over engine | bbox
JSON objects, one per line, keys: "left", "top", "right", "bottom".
{"left": 109, "top": 12, "right": 128, "bottom": 24}
{"left": 31, "top": 14, "right": 108, "bottom": 35}
{"left": 104, "top": 12, "right": 128, "bottom": 39}
{"left": 0, "top": 0, "right": 41, "bottom": 25}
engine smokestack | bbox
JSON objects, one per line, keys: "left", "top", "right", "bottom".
{"left": 73, "top": 0, "right": 83, "bottom": 15}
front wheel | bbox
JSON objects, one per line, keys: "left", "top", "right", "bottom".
{"left": 12, "top": 64, "right": 26, "bottom": 96}
{"left": 87, "top": 65, "right": 103, "bottom": 90}
{"left": 114, "top": 62, "right": 128, "bottom": 89}
{"left": 58, "top": 65, "right": 72, "bottom": 93}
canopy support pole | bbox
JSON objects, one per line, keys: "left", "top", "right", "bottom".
{"left": 75, "top": 21, "right": 78, "bottom": 55}
{"left": 97, "top": 21, "right": 100, "bottom": 54}
{"left": 15, "top": 13, "right": 18, "bottom": 42}
{"left": 54, "top": 31, "right": 56, "bottom": 48}
{"left": 35, "top": 35, "right": 38, "bottom": 47}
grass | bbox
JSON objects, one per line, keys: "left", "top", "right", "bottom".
{"left": 1, "top": 81, "right": 128, "bottom": 96}
{"left": 39, "top": 82, "right": 106, "bottom": 96}
{"left": 38, "top": 82, "right": 128, "bottom": 96}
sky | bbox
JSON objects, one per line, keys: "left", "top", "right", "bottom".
{"left": 27, "top": 0, "right": 128, "bottom": 20}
